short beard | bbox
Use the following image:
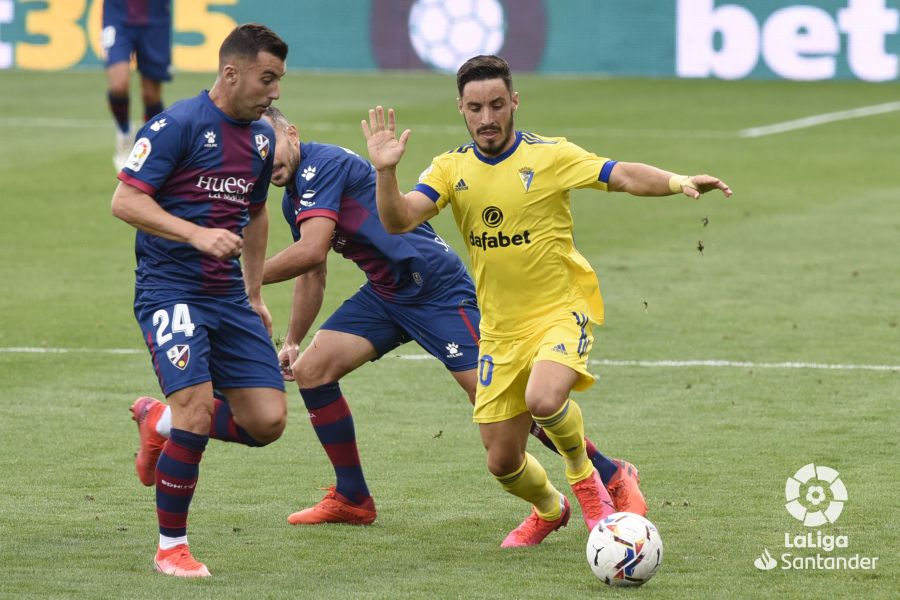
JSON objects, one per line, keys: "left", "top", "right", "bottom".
{"left": 469, "top": 115, "right": 515, "bottom": 157}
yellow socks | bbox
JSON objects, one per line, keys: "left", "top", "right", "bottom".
{"left": 495, "top": 452, "right": 562, "bottom": 520}
{"left": 533, "top": 399, "right": 593, "bottom": 484}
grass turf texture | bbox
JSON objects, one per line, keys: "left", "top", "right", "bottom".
{"left": 0, "top": 70, "right": 898, "bottom": 598}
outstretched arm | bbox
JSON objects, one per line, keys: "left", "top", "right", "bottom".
{"left": 607, "top": 162, "right": 732, "bottom": 199}
{"left": 263, "top": 216, "right": 334, "bottom": 285}
{"left": 361, "top": 106, "right": 437, "bottom": 233}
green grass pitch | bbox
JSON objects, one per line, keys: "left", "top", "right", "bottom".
{"left": 0, "top": 70, "right": 898, "bottom": 598}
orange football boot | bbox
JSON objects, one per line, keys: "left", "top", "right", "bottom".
{"left": 607, "top": 459, "right": 648, "bottom": 516}
{"left": 130, "top": 396, "right": 167, "bottom": 486}
{"left": 501, "top": 494, "right": 571, "bottom": 548}
{"left": 154, "top": 544, "right": 211, "bottom": 578}
{"left": 288, "top": 487, "right": 377, "bottom": 525}
{"left": 571, "top": 469, "right": 616, "bottom": 531}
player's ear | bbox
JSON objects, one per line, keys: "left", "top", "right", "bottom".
{"left": 222, "top": 64, "right": 237, "bottom": 84}
{"left": 457, "top": 97, "right": 463, "bottom": 114}
{"left": 511, "top": 91, "right": 519, "bottom": 111}
{"left": 287, "top": 124, "right": 299, "bottom": 142}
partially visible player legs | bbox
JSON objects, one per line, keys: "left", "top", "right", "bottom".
{"left": 153, "top": 382, "right": 213, "bottom": 578}
{"left": 148, "top": 383, "right": 285, "bottom": 577}
{"left": 481, "top": 413, "right": 571, "bottom": 548}
{"left": 140, "top": 76, "right": 165, "bottom": 123}
{"left": 287, "top": 329, "right": 379, "bottom": 525}
{"left": 450, "top": 367, "right": 645, "bottom": 515}
{"left": 131, "top": 389, "right": 284, "bottom": 487}
{"left": 529, "top": 424, "right": 647, "bottom": 516}
{"left": 106, "top": 61, "right": 133, "bottom": 169}
{"left": 526, "top": 361, "right": 616, "bottom": 531}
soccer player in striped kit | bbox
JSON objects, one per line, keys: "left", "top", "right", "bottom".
{"left": 102, "top": 0, "right": 173, "bottom": 169}
{"left": 111, "top": 23, "right": 289, "bottom": 577}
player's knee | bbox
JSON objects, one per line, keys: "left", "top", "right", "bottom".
{"left": 524, "top": 390, "right": 566, "bottom": 419}
{"left": 108, "top": 82, "right": 129, "bottom": 97}
{"left": 486, "top": 451, "right": 523, "bottom": 478}
{"left": 292, "top": 355, "right": 331, "bottom": 388}
{"left": 245, "top": 407, "right": 287, "bottom": 445}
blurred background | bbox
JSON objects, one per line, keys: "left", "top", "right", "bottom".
{"left": 2, "top": 0, "right": 897, "bottom": 80}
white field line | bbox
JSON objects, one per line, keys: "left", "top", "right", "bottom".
{"left": 383, "top": 353, "right": 900, "bottom": 372}
{"left": 2, "top": 346, "right": 897, "bottom": 371}
{"left": 739, "top": 101, "right": 900, "bottom": 138}
{"left": 0, "top": 346, "right": 143, "bottom": 354}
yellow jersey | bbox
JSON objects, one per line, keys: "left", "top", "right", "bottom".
{"left": 414, "top": 131, "right": 615, "bottom": 338}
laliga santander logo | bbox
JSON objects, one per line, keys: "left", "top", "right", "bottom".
{"left": 785, "top": 463, "right": 846, "bottom": 527}
{"left": 754, "top": 463, "right": 878, "bottom": 572}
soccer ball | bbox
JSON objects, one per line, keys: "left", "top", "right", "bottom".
{"left": 586, "top": 512, "right": 663, "bottom": 587}
{"left": 408, "top": 0, "right": 506, "bottom": 73}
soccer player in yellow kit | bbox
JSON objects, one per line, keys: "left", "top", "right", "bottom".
{"left": 362, "top": 55, "right": 732, "bottom": 548}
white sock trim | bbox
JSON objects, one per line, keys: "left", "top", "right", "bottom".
{"left": 157, "top": 406, "right": 172, "bottom": 437}
{"left": 159, "top": 534, "right": 188, "bottom": 550}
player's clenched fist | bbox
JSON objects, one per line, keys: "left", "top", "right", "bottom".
{"left": 191, "top": 227, "right": 244, "bottom": 259}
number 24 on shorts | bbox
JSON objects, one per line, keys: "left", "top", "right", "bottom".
{"left": 152, "top": 303, "right": 196, "bottom": 347}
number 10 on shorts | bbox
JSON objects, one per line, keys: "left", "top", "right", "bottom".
{"left": 479, "top": 355, "right": 494, "bottom": 386}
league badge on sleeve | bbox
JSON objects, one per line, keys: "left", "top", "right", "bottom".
{"left": 255, "top": 134, "right": 270, "bottom": 159}
{"left": 166, "top": 345, "right": 191, "bottom": 370}
{"left": 126, "top": 138, "right": 152, "bottom": 172}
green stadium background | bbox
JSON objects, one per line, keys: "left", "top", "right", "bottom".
{"left": 1, "top": 0, "right": 897, "bottom": 80}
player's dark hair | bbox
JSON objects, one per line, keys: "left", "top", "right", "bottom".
{"left": 219, "top": 23, "right": 288, "bottom": 64}
{"left": 456, "top": 55, "right": 512, "bottom": 96}
{"left": 263, "top": 105, "right": 290, "bottom": 131}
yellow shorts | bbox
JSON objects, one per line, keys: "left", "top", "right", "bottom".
{"left": 473, "top": 311, "right": 595, "bottom": 423}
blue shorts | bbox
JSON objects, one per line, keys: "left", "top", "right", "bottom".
{"left": 321, "top": 282, "right": 480, "bottom": 372}
{"left": 134, "top": 291, "right": 285, "bottom": 396}
{"left": 101, "top": 21, "right": 172, "bottom": 81}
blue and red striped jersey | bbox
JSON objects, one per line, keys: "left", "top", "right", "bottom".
{"left": 118, "top": 90, "right": 275, "bottom": 296}
{"left": 281, "top": 142, "right": 470, "bottom": 302}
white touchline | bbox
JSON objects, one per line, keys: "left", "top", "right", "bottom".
{"left": 2, "top": 347, "right": 897, "bottom": 371}
{"left": 0, "top": 346, "right": 142, "bottom": 354}
{"left": 739, "top": 101, "right": 900, "bottom": 138}
{"left": 393, "top": 354, "right": 899, "bottom": 372}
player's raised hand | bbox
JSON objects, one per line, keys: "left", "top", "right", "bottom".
{"left": 680, "top": 175, "right": 733, "bottom": 199}
{"left": 190, "top": 227, "right": 243, "bottom": 260}
{"left": 361, "top": 106, "right": 411, "bottom": 171}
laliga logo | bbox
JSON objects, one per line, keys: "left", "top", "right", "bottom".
{"left": 785, "top": 463, "right": 846, "bottom": 526}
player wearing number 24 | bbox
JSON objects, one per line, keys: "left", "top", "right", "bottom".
{"left": 110, "top": 23, "right": 289, "bottom": 578}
